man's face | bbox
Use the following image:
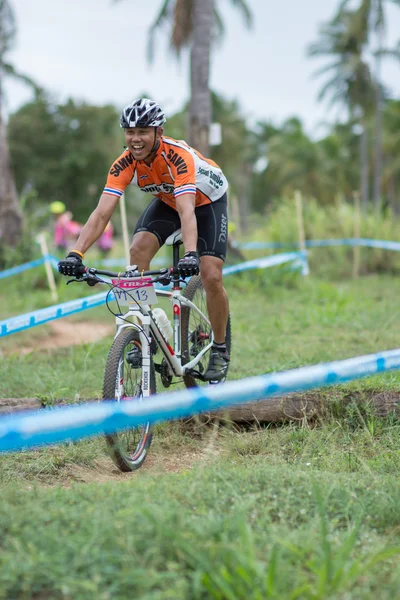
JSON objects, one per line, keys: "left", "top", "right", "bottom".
{"left": 124, "top": 127, "right": 162, "bottom": 160}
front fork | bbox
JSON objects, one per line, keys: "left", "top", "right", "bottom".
{"left": 115, "top": 313, "right": 152, "bottom": 400}
{"left": 172, "top": 295, "right": 181, "bottom": 362}
{"left": 139, "top": 314, "right": 152, "bottom": 398}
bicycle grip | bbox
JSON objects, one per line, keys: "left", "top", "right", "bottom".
{"left": 75, "top": 264, "right": 87, "bottom": 276}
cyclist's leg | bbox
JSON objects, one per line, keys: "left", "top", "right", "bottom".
{"left": 195, "top": 193, "right": 229, "bottom": 340}
{"left": 195, "top": 195, "right": 230, "bottom": 381}
{"left": 200, "top": 255, "right": 229, "bottom": 344}
{"left": 132, "top": 197, "right": 181, "bottom": 269}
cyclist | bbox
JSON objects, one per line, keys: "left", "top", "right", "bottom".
{"left": 57, "top": 98, "right": 230, "bottom": 381}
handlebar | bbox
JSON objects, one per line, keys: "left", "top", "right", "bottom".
{"left": 67, "top": 265, "right": 181, "bottom": 287}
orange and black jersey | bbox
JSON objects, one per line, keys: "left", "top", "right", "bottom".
{"left": 103, "top": 136, "right": 228, "bottom": 210}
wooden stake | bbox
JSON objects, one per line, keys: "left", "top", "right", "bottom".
{"left": 295, "top": 190, "right": 306, "bottom": 252}
{"left": 37, "top": 233, "right": 58, "bottom": 302}
{"left": 119, "top": 192, "right": 130, "bottom": 265}
{"left": 353, "top": 190, "right": 361, "bottom": 279}
{"left": 295, "top": 190, "right": 309, "bottom": 275}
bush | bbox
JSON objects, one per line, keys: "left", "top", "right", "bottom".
{"left": 244, "top": 197, "right": 400, "bottom": 278}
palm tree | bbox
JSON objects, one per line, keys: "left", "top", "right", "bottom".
{"left": 341, "top": 0, "right": 400, "bottom": 208}
{"left": 382, "top": 99, "right": 400, "bottom": 213}
{"left": 308, "top": 5, "right": 375, "bottom": 209}
{"left": 143, "top": 0, "right": 252, "bottom": 155}
{"left": 0, "top": 0, "right": 39, "bottom": 249}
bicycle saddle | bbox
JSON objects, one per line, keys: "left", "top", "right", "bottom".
{"left": 165, "top": 229, "right": 183, "bottom": 246}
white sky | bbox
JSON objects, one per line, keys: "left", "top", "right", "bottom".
{"left": 4, "top": 0, "right": 400, "bottom": 138}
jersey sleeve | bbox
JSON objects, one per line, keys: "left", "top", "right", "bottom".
{"left": 165, "top": 146, "right": 197, "bottom": 199}
{"left": 103, "top": 152, "right": 135, "bottom": 198}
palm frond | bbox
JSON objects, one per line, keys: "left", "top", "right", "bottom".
{"left": 212, "top": 7, "right": 225, "bottom": 40}
{"left": 375, "top": 42, "right": 400, "bottom": 61}
{"left": 146, "top": 0, "right": 173, "bottom": 63}
{"left": 227, "top": 0, "right": 253, "bottom": 28}
{"left": 171, "top": 0, "right": 192, "bottom": 55}
{"left": 310, "top": 60, "right": 344, "bottom": 79}
{"left": 1, "top": 62, "right": 42, "bottom": 95}
{"left": 0, "top": 0, "right": 16, "bottom": 57}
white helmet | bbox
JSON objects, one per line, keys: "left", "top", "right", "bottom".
{"left": 120, "top": 98, "right": 166, "bottom": 128}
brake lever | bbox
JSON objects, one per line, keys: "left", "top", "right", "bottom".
{"left": 157, "top": 275, "right": 172, "bottom": 286}
{"left": 66, "top": 278, "right": 84, "bottom": 286}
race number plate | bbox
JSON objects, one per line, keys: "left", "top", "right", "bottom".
{"left": 110, "top": 277, "right": 158, "bottom": 305}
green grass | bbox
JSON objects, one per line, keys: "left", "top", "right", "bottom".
{"left": 1, "top": 456, "right": 400, "bottom": 599}
{"left": 1, "top": 254, "right": 400, "bottom": 598}
{"left": 2, "top": 268, "right": 400, "bottom": 398}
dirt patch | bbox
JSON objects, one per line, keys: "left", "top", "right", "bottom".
{"left": 59, "top": 450, "right": 209, "bottom": 486}
{"left": 20, "top": 320, "right": 114, "bottom": 355}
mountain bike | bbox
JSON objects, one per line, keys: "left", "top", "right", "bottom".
{"left": 68, "top": 230, "right": 231, "bottom": 472}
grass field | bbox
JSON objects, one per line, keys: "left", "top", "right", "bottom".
{"left": 1, "top": 252, "right": 400, "bottom": 598}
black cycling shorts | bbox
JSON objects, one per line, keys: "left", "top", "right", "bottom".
{"left": 133, "top": 193, "right": 228, "bottom": 261}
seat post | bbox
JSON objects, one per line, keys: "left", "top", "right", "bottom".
{"left": 172, "top": 241, "right": 182, "bottom": 287}
{"left": 173, "top": 242, "right": 181, "bottom": 269}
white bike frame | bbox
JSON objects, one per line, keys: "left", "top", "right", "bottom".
{"left": 114, "top": 286, "right": 213, "bottom": 398}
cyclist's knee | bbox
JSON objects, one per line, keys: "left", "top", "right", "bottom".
{"left": 201, "top": 263, "right": 223, "bottom": 293}
{"left": 130, "top": 232, "right": 158, "bottom": 267}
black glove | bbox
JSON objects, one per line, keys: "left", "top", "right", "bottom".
{"left": 58, "top": 252, "right": 84, "bottom": 277}
{"left": 177, "top": 251, "right": 200, "bottom": 278}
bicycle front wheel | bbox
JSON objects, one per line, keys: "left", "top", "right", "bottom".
{"left": 181, "top": 275, "right": 232, "bottom": 388}
{"left": 103, "top": 328, "right": 155, "bottom": 472}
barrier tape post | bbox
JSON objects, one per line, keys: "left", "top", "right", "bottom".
{"left": 119, "top": 193, "right": 130, "bottom": 265}
{"left": 353, "top": 191, "right": 361, "bottom": 279}
{"left": 295, "top": 190, "right": 309, "bottom": 276}
{"left": 36, "top": 233, "right": 58, "bottom": 302}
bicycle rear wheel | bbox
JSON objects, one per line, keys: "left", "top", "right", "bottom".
{"left": 181, "top": 275, "right": 231, "bottom": 388}
{"left": 103, "top": 328, "right": 155, "bottom": 472}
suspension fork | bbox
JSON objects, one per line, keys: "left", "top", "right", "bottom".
{"left": 138, "top": 314, "right": 152, "bottom": 399}
{"left": 172, "top": 241, "right": 183, "bottom": 362}
{"left": 172, "top": 295, "right": 181, "bottom": 361}
{"left": 115, "top": 311, "right": 152, "bottom": 399}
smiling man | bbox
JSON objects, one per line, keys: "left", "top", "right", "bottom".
{"left": 57, "top": 98, "right": 230, "bottom": 382}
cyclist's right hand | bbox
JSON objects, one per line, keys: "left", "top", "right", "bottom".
{"left": 58, "top": 252, "right": 84, "bottom": 277}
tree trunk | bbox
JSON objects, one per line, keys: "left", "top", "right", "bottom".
{"left": 360, "top": 122, "right": 369, "bottom": 212}
{"left": 396, "top": 179, "right": 400, "bottom": 216}
{"left": 0, "top": 111, "right": 22, "bottom": 249}
{"left": 188, "top": 0, "right": 213, "bottom": 157}
{"left": 373, "top": 28, "right": 384, "bottom": 210}
{"left": 388, "top": 176, "right": 395, "bottom": 214}
{"left": 237, "top": 163, "right": 252, "bottom": 233}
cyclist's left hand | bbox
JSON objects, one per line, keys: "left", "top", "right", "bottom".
{"left": 177, "top": 251, "right": 200, "bottom": 278}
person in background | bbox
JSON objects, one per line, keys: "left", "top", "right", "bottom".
{"left": 96, "top": 221, "right": 114, "bottom": 257}
{"left": 50, "top": 201, "right": 82, "bottom": 252}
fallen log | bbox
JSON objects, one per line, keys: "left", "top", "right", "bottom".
{"left": 0, "top": 390, "right": 399, "bottom": 423}
{"left": 0, "top": 398, "right": 42, "bottom": 414}
{"left": 184, "top": 390, "right": 400, "bottom": 426}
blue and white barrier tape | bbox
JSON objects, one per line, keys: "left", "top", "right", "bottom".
{"left": 0, "top": 292, "right": 109, "bottom": 337}
{"left": 0, "top": 256, "right": 56, "bottom": 280}
{"left": 0, "top": 252, "right": 304, "bottom": 338}
{"left": 0, "top": 347, "right": 399, "bottom": 453}
{"left": 237, "top": 238, "right": 400, "bottom": 251}
{"left": 222, "top": 251, "right": 306, "bottom": 275}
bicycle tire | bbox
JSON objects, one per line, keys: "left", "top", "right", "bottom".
{"left": 103, "top": 328, "right": 155, "bottom": 472}
{"left": 181, "top": 275, "right": 232, "bottom": 388}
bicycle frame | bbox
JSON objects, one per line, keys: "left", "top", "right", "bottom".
{"left": 114, "top": 285, "right": 213, "bottom": 397}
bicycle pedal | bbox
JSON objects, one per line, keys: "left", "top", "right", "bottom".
{"left": 185, "top": 368, "right": 206, "bottom": 382}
